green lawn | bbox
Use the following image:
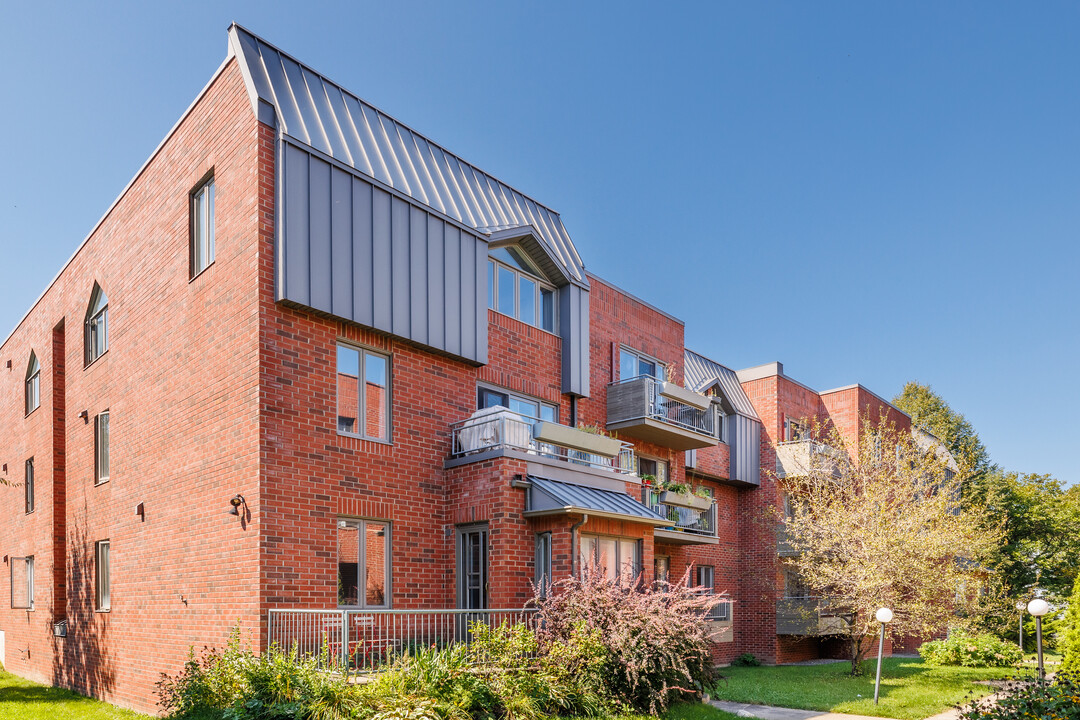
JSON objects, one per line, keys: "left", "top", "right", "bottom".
{"left": 711, "top": 658, "right": 1027, "bottom": 720}
{"left": 611, "top": 703, "right": 740, "bottom": 720}
{"left": 0, "top": 670, "right": 151, "bottom": 719}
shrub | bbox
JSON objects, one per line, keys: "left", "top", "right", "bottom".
{"left": 919, "top": 630, "right": 1024, "bottom": 668}
{"left": 1060, "top": 576, "right": 1080, "bottom": 673}
{"left": 730, "top": 653, "right": 760, "bottom": 667}
{"left": 958, "top": 671, "right": 1080, "bottom": 720}
{"left": 531, "top": 569, "right": 722, "bottom": 714}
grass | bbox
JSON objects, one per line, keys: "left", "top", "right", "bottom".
{"left": 711, "top": 657, "right": 1029, "bottom": 720}
{"left": 0, "top": 670, "right": 152, "bottom": 720}
{"left": 609, "top": 702, "right": 741, "bottom": 720}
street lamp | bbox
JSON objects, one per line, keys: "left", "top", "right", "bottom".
{"left": 1015, "top": 601, "right": 1026, "bottom": 651}
{"left": 1027, "top": 598, "right": 1050, "bottom": 680}
{"left": 874, "top": 607, "right": 893, "bottom": 705}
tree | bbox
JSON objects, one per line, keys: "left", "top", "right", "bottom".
{"left": 1060, "top": 574, "right": 1080, "bottom": 673}
{"left": 779, "top": 420, "right": 1003, "bottom": 675}
{"left": 892, "top": 382, "right": 993, "bottom": 487}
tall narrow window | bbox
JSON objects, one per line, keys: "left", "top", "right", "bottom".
{"left": 10, "top": 556, "right": 33, "bottom": 610}
{"left": 336, "top": 344, "right": 390, "bottom": 441}
{"left": 191, "top": 176, "right": 215, "bottom": 277}
{"left": 25, "top": 352, "right": 40, "bottom": 415}
{"left": 95, "top": 411, "right": 110, "bottom": 484}
{"left": 24, "top": 458, "right": 34, "bottom": 514}
{"left": 696, "top": 565, "right": 726, "bottom": 620}
{"left": 84, "top": 284, "right": 109, "bottom": 366}
{"left": 337, "top": 519, "right": 390, "bottom": 608}
{"left": 535, "top": 532, "right": 552, "bottom": 595}
{"left": 95, "top": 540, "right": 110, "bottom": 611}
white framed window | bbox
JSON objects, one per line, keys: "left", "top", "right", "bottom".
{"left": 337, "top": 518, "right": 390, "bottom": 608}
{"left": 637, "top": 457, "right": 668, "bottom": 485}
{"left": 24, "top": 458, "right": 34, "bottom": 514}
{"left": 10, "top": 556, "right": 33, "bottom": 610}
{"left": 336, "top": 343, "right": 390, "bottom": 442}
{"left": 487, "top": 247, "right": 557, "bottom": 333}
{"left": 654, "top": 555, "right": 670, "bottom": 586}
{"left": 580, "top": 533, "right": 640, "bottom": 583}
{"left": 25, "top": 352, "right": 40, "bottom": 416}
{"left": 191, "top": 176, "right": 215, "bottom": 277}
{"left": 619, "top": 347, "right": 664, "bottom": 382}
{"left": 477, "top": 385, "right": 557, "bottom": 423}
{"left": 695, "top": 565, "right": 729, "bottom": 620}
{"left": 95, "top": 540, "right": 111, "bottom": 611}
{"left": 84, "top": 284, "right": 109, "bottom": 366}
{"left": 784, "top": 419, "right": 806, "bottom": 442}
{"left": 95, "top": 411, "right": 110, "bottom": 484}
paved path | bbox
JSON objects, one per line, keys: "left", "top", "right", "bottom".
{"left": 709, "top": 700, "right": 896, "bottom": 719}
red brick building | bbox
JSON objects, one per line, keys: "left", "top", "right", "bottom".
{"left": 0, "top": 25, "right": 932, "bottom": 713}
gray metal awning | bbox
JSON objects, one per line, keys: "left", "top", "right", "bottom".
{"left": 523, "top": 476, "right": 669, "bottom": 525}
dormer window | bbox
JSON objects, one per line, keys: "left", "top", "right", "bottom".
{"left": 25, "top": 352, "right": 40, "bottom": 416}
{"left": 487, "top": 246, "right": 557, "bottom": 333}
{"left": 84, "top": 284, "right": 109, "bottom": 366}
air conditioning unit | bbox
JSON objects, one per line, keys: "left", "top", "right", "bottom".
{"left": 52, "top": 620, "right": 67, "bottom": 638}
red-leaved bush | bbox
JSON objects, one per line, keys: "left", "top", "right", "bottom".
{"left": 531, "top": 569, "right": 724, "bottom": 714}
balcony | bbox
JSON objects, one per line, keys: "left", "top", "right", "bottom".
{"left": 606, "top": 376, "right": 718, "bottom": 451}
{"left": 642, "top": 487, "right": 718, "bottom": 545}
{"left": 774, "top": 440, "right": 846, "bottom": 478}
{"left": 776, "top": 596, "right": 851, "bottom": 636}
{"left": 448, "top": 407, "right": 636, "bottom": 478}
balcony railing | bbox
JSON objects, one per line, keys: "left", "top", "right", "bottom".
{"left": 268, "top": 608, "right": 538, "bottom": 674}
{"left": 643, "top": 487, "right": 717, "bottom": 538}
{"left": 774, "top": 439, "right": 846, "bottom": 478}
{"left": 606, "top": 376, "right": 718, "bottom": 450}
{"left": 776, "top": 596, "right": 851, "bottom": 636}
{"left": 450, "top": 408, "right": 636, "bottom": 475}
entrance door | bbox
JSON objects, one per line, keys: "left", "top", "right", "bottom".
{"left": 456, "top": 524, "right": 489, "bottom": 639}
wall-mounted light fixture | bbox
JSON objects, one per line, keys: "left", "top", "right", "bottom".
{"left": 229, "top": 494, "right": 246, "bottom": 516}
{"left": 79, "top": 410, "right": 89, "bottom": 423}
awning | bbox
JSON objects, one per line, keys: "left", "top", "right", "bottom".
{"left": 523, "top": 476, "right": 669, "bottom": 525}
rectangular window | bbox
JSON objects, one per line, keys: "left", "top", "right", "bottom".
{"left": 784, "top": 419, "right": 805, "bottom": 442}
{"left": 637, "top": 457, "right": 668, "bottom": 484}
{"left": 654, "top": 555, "right": 670, "bottom": 586}
{"left": 477, "top": 385, "right": 557, "bottom": 422}
{"left": 95, "top": 540, "right": 111, "bottom": 611}
{"left": 580, "top": 533, "right": 640, "bottom": 583}
{"left": 457, "top": 524, "right": 489, "bottom": 610}
{"left": 695, "top": 565, "right": 728, "bottom": 620}
{"left": 619, "top": 347, "right": 663, "bottom": 382}
{"left": 10, "top": 556, "right": 33, "bottom": 610}
{"left": 25, "top": 355, "right": 40, "bottom": 416}
{"left": 535, "top": 532, "right": 552, "bottom": 595}
{"left": 336, "top": 344, "right": 390, "bottom": 441}
{"left": 24, "top": 458, "right": 34, "bottom": 514}
{"left": 95, "top": 411, "right": 110, "bottom": 484}
{"left": 191, "top": 176, "right": 215, "bottom": 277}
{"left": 337, "top": 519, "right": 390, "bottom": 608}
{"left": 488, "top": 247, "right": 558, "bottom": 333}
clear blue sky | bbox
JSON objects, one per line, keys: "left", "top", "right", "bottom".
{"left": 1, "top": 2, "right": 1076, "bottom": 483}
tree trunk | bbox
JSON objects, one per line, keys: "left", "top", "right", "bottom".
{"left": 850, "top": 634, "right": 867, "bottom": 676}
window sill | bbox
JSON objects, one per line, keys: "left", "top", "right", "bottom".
{"left": 95, "top": 609, "right": 111, "bottom": 614}
{"left": 95, "top": 479, "right": 110, "bottom": 487}
{"left": 189, "top": 260, "right": 215, "bottom": 283}
{"left": 336, "top": 431, "right": 392, "bottom": 446}
{"left": 25, "top": 406, "right": 39, "bottom": 419}
{"left": 84, "top": 349, "right": 109, "bottom": 370}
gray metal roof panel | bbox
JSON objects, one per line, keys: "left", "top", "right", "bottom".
{"left": 230, "top": 24, "right": 587, "bottom": 287}
{"left": 527, "top": 476, "right": 667, "bottom": 524}
{"left": 684, "top": 349, "right": 760, "bottom": 420}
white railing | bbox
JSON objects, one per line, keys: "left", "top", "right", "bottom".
{"left": 267, "top": 608, "right": 538, "bottom": 674}
{"left": 450, "top": 410, "right": 636, "bottom": 475}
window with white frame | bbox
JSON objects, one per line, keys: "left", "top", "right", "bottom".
{"left": 637, "top": 457, "right": 668, "bottom": 485}
{"left": 580, "top": 534, "right": 640, "bottom": 583}
{"left": 10, "top": 556, "right": 33, "bottom": 610}
{"left": 619, "top": 347, "right": 664, "bottom": 382}
{"left": 25, "top": 352, "right": 40, "bottom": 416}
{"left": 695, "top": 565, "right": 729, "bottom": 620}
{"left": 95, "top": 540, "right": 111, "bottom": 611}
{"left": 336, "top": 344, "right": 390, "bottom": 441}
{"left": 95, "top": 411, "right": 110, "bottom": 484}
{"left": 337, "top": 518, "right": 390, "bottom": 608}
{"left": 487, "top": 247, "right": 557, "bottom": 332}
{"left": 191, "top": 175, "right": 216, "bottom": 277}
{"left": 477, "top": 385, "right": 557, "bottom": 423}
{"left": 84, "top": 284, "right": 109, "bottom": 366}
{"left": 24, "top": 458, "right": 34, "bottom": 514}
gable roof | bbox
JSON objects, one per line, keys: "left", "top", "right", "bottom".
{"left": 227, "top": 24, "right": 588, "bottom": 288}
{"left": 684, "top": 349, "right": 760, "bottom": 419}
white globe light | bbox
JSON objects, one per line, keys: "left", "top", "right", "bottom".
{"left": 1027, "top": 599, "right": 1050, "bottom": 617}
{"left": 876, "top": 607, "right": 894, "bottom": 624}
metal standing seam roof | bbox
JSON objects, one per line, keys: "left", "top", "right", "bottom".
{"left": 525, "top": 476, "right": 668, "bottom": 525}
{"left": 684, "top": 349, "right": 760, "bottom": 420}
{"left": 227, "top": 24, "right": 588, "bottom": 288}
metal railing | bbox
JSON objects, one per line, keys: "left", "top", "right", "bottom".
{"left": 267, "top": 608, "right": 539, "bottom": 674}
{"left": 608, "top": 376, "right": 716, "bottom": 437}
{"left": 775, "top": 439, "right": 846, "bottom": 477}
{"left": 450, "top": 410, "right": 636, "bottom": 475}
{"left": 643, "top": 488, "right": 717, "bottom": 537}
{"left": 776, "top": 596, "right": 851, "bottom": 635}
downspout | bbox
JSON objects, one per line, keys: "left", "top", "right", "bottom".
{"left": 570, "top": 513, "right": 588, "bottom": 577}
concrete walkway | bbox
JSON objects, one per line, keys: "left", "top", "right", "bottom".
{"left": 709, "top": 700, "right": 897, "bottom": 719}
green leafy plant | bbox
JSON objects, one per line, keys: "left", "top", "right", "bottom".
{"left": 957, "top": 671, "right": 1080, "bottom": 719}
{"left": 919, "top": 631, "right": 1023, "bottom": 668}
{"left": 693, "top": 487, "right": 712, "bottom": 499}
{"left": 1060, "top": 575, "right": 1080, "bottom": 673}
{"left": 730, "top": 653, "right": 760, "bottom": 667}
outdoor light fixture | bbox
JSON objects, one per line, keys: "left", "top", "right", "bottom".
{"left": 874, "top": 607, "right": 893, "bottom": 705}
{"left": 229, "top": 494, "right": 246, "bottom": 516}
{"left": 1028, "top": 598, "right": 1050, "bottom": 679}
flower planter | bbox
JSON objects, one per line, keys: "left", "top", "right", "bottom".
{"left": 659, "top": 490, "right": 713, "bottom": 511}
{"left": 532, "top": 421, "right": 623, "bottom": 458}
{"left": 660, "top": 381, "right": 712, "bottom": 410}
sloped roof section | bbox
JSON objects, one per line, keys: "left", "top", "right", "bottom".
{"left": 684, "top": 349, "right": 760, "bottom": 419}
{"left": 227, "top": 24, "right": 587, "bottom": 287}
{"left": 525, "top": 476, "right": 668, "bottom": 525}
